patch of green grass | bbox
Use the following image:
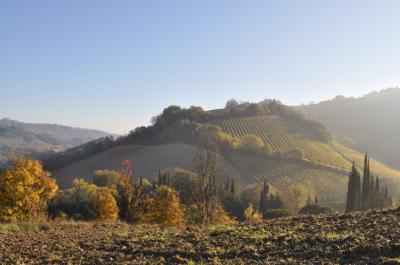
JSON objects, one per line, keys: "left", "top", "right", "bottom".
{"left": 207, "top": 225, "right": 236, "bottom": 236}
{"left": 0, "top": 222, "right": 50, "bottom": 233}
{"left": 381, "top": 257, "right": 400, "bottom": 264}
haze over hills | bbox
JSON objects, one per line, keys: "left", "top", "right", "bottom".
{"left": 298, "top": 88, "right": 400, "bottom": 170}
{"left": 47, "top": 100, "right": 400, "bottom": 208}
{"left": 0, "top": 118, "right": 114, "bottom": 163}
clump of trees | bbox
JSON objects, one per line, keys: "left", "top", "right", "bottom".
{"left": 346, "top": 154, "right": 392, "bottom": 212}
{"left": 44, "top": 100, "right": 329, "bottom": 171}
{"left": 0, "top": 158, "right": 58, "bottom": 222}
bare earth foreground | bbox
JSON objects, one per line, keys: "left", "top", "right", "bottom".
{"left": 1, "top": 210, "right": 400, "bottom": 264}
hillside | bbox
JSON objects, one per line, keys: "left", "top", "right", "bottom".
{"left": 0, "top": 118, "right": 113, "bottom": 164}
{"left": 53, "top": 143, "right": 243, "bottom": 189}
{"left": 298, "top": 88, "right": 400, "bottom": 169}
{"left": 2, "top": 209, "right": 400, "bottom": 264}
{"left": 46, "top": 101, "right": 400, "bottom": 205}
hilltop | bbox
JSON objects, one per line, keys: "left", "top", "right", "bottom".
{"left": 299, "top": 88, "right": 400, "bottom": 170}
{"left": 2, "top": 209, "right": 400, "bottom": 264}
{"left": 45, "top": 100, "right": 400, "bottom": 206}
{"left": 0, "top": 118, "right": 113, "bottom": 164}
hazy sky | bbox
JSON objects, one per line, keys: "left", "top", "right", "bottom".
{"left": 1, "top": 1, "right": 400, "bottom": 134}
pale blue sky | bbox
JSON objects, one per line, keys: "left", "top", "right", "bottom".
{"left": 1, "top": 1, "right": 400, "bottom": 134}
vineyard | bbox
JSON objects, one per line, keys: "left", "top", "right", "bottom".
{"left": 228, "top": 152, "right": 348, "bottom": 203}
{"left": 210, "top": 115, "right": 350, "bottom": 170}
{"left": 207, "top": 115, "right": 400, "bottom": 203}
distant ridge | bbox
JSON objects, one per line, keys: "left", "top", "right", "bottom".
{"left": 0, "top": 118, "right": 114, "bottom": 163}
{"left": 298, "top": 88, "right": 400, "bottom": 169}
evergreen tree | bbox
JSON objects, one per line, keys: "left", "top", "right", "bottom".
{"left": 346, "top": 162, "right": 361, "bottom": 211}
{"left": 361, "top": 154, "right": 370, "bottom": 210}
{"left": 373, "top": 176, "right": 380, "bottom": 209}
{"left": 259, "top": 179, "right": 269, "bottom": 213}
{"left": 314, "top": 194, "right": 319, "bottom": 204}
{"left": 230, "top": 179, "right": 235, "bottom": 194}
{"left": 306, "top": 192, "right": 312, "bottom": 206}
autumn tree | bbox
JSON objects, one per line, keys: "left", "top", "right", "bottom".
{"left": 48, "top": 179, "right": 118, "bottom": 221}
{"left": 145, "top": 185, "right": 184, "bottom": 226}
{"left": 92, "top": 170, "right": 121, "bottom": 188}
{"left": 194, "top": 140, "right": 218, "bottom": 224}
{"left": 116, "top": 159, "right": 144, "bottom": 222}
{"left": 92, "top": 188, "right": 119, "bottom": 221}
{"left": 244, "top": 203, "right": 262, "bottom": 223}
{"left": 0, "top": 158, "right": 58, "bottom": 222}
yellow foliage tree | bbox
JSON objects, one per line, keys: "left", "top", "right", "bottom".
{"left": 244, "top": 203, "right": 262, "bottom": 223}
{"left": 0, "top": 158, "right": 58, "bottom": 222}
{"left": 145, "top": 185, "right": 184, "bottom": 226}
{"left": 92, "top": 188, "right": 119, "bottom": 221}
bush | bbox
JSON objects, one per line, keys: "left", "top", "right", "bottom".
{"left": 184, "top": 204, "right": 203, "bottom": 225}
{"left": 211, "top": 204, "right": 235, "bottom": 225}
{"left": 239, "top": 134, "right": 265, "bottom": 153}
{"left": 48, "top": 179, "right": 118, "bottom": 221}
{"left": 92, "top": 170, "right": 121, "bottom": 188}
{"left": 170, "top": 168, "right": 199, "bottom": 205}
{"left": 145, "top": 185, "right": 184, "bottom": 226}
{"left": 263, "top": 209, "right": 291, "bottom": 219}
{"left": 244, "top": 203, "right": 262, "bottom": 223}
{"left": 298, "top": 204, "right": 336, "bottom": 215}
{"left": 92, "top": 189, "right": 119, "bottom": 221}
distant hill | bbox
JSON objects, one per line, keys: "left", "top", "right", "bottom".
{"left": 298, "top": 88, "right": 400, "bottom": 169}
{"left": 0, "top": 118, "right": 113, "bottom": 164}
{"left": 45, "top": 100, "right": 400, "bottom": 207}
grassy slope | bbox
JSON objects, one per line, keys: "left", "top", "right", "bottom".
{"left": 1, "top": 209, "right": 400, "bottom": 264}
{"left": 53, "top": 143, "right": 244, "bottom": 189}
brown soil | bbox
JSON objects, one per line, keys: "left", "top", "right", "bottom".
{"left": 1, "top": 209, "right": 400, "bottom": 264}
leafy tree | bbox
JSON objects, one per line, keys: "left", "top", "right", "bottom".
{"left": 116, "top": 160, "right": 144, "bottom": 223}
{"left": 92, "top": 188, "right": 119, "bottom": 221}
{"left": 92, "top": 169, "right": 121, "bottom": 188}
{"left": 225, "top": 99, "right": 239, "bottom": 110}
{"left": 169, "top": 168, "right": 199, "bottom": 205}
{"left": 48, "top": 179, "right": 118, "bottom": 221}
{"left": 239, "top": 134, "right": 265, "bottom": 153}
{"left": 0, "top": 158, "right": 58, "bottom": 222}
{"left": 145, "top": 185, "right": 184, "bottom": 226}
{"left": 244, "top": 203, "right": 262, "bottom": 223}
{"left": 194, "top": 140, "right": 218, "bottom": 224}
{"left": 280, "top": 183, "right": 308, "bottom": 215}
{"left": 298, "top": 204, "right": 336, "bottom": 215}
{"left": 263, "top": 208, "right": 290, "bottom": 219}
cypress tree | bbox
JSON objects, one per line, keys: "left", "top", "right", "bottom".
{"left": 374, "top": 176, "right": 380, "bottom": 209}
{"left": 306, "top": 192, "right": 312, "bottom": 206}
{"left": 230, "top": 179, "right": 235, "bottom": 194}
{"left": 314, "top": 194, "right": 319, "bottom": 204}
{"left": 361, "top": 154, "right": 370, "bottom": 210}
{"left": 346, "top": 162, "right": 361, "bottom": 211}
{"left": 259, "top": 179, "right": 269, "bottom": 213}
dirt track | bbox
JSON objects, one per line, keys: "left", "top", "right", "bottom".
{"left": 1, "top": 209, "right": 400, "bottom": 264}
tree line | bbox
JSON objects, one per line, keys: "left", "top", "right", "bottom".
{"left": 346, "top": 154, "right": 392, "bottom": 212}
{"left": 0, "top": 140, "right": 339, "bottom": 224}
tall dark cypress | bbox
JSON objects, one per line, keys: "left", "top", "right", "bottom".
{"left": 374, "top": 176, "right": 380, "bottom": 209}
{"left": 259, "top": 179, "right": 269, "bottom": 213}
{"left": 230, "top": 179, "right": 235, "bottom": 194}
{"left": 361, "top": 154, "right": 370, "bottom": 210}
{"left": 346, "top": 162, "right": 361, "bottom": 211}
